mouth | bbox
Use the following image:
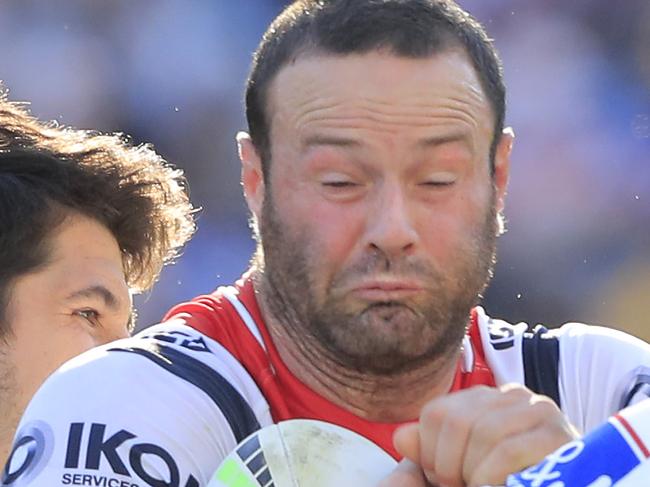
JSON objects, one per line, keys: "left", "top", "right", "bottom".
{"left": 351, "top": 281, "right": 424, "bottom": 301}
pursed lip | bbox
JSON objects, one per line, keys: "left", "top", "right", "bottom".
{"left": 351, "top": 280, "right": 424, "bottom": 300}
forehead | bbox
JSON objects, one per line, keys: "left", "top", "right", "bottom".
{"left": 32, "top": 214, "right": 130, "bottom": 304}
{"left": 267, "top": 49, "right": 494, "bottom": 146}
{"left": 48, "top": 215, "right": 125, "bottom": 280}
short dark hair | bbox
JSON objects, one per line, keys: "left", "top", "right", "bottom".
{"left": 0, "top": 93, "right": 196, "bottom": 328}
{"left": 245, "top": 0, "right": 505, "bottom": 178}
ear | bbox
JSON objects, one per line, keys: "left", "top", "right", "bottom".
{"left": 493, "top": 127, "right": 514, "bottom": 214}
{"left": 237, "top": 132, "right": 265, "bottom": 220}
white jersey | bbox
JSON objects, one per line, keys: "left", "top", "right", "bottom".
{"left": 4, "top": 280, "right": 650, "bottom": 487}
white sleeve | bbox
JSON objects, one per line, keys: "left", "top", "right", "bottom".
{"left": 557, "top": 323, "right": 650, "bottom": 434}
{"left": 2, "top": 321, "right": 272, "bottom": 487}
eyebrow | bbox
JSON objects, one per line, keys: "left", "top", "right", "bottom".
{"left": 417, "top": 132, "right": 472, "bottom": 149}
{"left": 65, "top": 285, "right": 122, "bottom": 311}
{"left": 303, "top": 133, "right": 472, "bottom": 151}
{"left": 302, "top": 135, "right": 362, "bottom": 149}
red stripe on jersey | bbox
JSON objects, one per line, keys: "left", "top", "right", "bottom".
{"left": 165, "top": 273, "right": 496, "bottom": 459}
{"left": 615, "top": 413, "right": 650, "bottom": 458}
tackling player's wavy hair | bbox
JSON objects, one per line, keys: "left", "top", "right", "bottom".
{"left": 0, "top": 91, "right": 196, "bottom": 330}
{"left": 246, "top": 0, "right": 505, "bottom": 179}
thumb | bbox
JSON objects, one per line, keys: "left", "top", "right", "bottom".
{"left": 393, "top": 422, "right": 420, "bottom": 462}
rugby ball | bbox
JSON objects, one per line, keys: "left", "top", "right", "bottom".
{"left": 208, "top": 419, "right": 397, "bottom": 487}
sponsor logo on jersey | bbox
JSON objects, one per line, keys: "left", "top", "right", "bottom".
{"left": 506, "top": 415, "right": 649, "bottom": 487}
{"left": 488, "top": 323, "right": 515, "bottom": 350}
{"left": 60, "top": 474, "right": 138, "bottom": 487}
{"left": 139, "top": 330, "right": 211, "bottom": 353}
{"left": 2, "top": 421, "right": 54, "bottom": 485}
{"left": 62, "top": 423, "right": 199, "bottom": 487}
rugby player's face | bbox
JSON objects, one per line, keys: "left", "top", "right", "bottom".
{"left": 241, "top": 50, "right": 512, "bottom": 373}
{"left": 1, "top": 213, "right": 131, "bottom": 417}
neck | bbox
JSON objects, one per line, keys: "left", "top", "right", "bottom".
{"left": 254, "top": 277, "right": 462, "bottom": 422}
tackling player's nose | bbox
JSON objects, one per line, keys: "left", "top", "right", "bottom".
{"left": 364, "top": 183, "right": 418, "bottom": 258}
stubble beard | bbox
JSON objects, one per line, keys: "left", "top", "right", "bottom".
{"left": 256, "top": 193, "right": 499, "bottom": 376}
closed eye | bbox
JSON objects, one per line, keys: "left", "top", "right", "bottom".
{"left": 420, "top": 173, "right": 457, "bottom": 187}
{"left": 421, "top": 180, "right": 455, "bottom": 187}
{"left": 322, "top": 181, "right": 359, "bottom": 188}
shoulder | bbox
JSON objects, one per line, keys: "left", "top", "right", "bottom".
{"left": 552, "top": 321, "right": 650, "bottom": 354}
{"left": 475, "top": 309, "right": 650, "bottom": 386}
{"left": 163, "top": 283, "right": 269, "bottom": 357}
{"left": 163, "top": 286, "right": 244, "bottom": 336}
{"left": 551, "top": 322, "right": 650, "bottom": 384}
{"left": 554, "top": 322, "right": 650, "bottom": 402}
{"left": 7, "top": 320, "right": 272, "bottom": 486}
{"left": 57, "top": 319, "right": 270, "bottom": 423}
{"left": 538, "top": 321, "right": 650, "bottom": 432}
{"left": 476, "top": 309, "right": 650, "bottom": 429}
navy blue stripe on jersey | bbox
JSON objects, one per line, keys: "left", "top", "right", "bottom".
{"left": 109, "top": 343, "right": 261, "bottom": 443}
{"left": 522, "top": 325, "right": 561, "bottom": 407}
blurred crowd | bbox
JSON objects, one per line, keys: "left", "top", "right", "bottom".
{"left": 1, "top": 0, "right": 648, "bottom": 338}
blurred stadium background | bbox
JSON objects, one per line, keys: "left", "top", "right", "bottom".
{"left": 1, "top": 0, "right": 648, "bottom": 339}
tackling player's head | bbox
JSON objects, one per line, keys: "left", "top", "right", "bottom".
{"left": 0, "top": 93, "right": 196, "bottom": 330}
{"left": 0, "top": 91, "right": 196, "bottom": 460}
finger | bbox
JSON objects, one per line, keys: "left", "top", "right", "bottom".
{"left": 429, "top": 407, "right": 474, "bottom": 487}
{"left": 376, "top": 459, "right": 430, "bottom": 487}
{"left": 463, "top": 387, "right": 553, "bottom": 476}
{"left": 419, "top": 386, "right": 503, "bottom": 487}
{"left": 466, "top": 422, "right": 579, "bottom": 487}
{"left": 463, "top": 386, "right": 579, "bottom": 485}
{"left": 393, "top": 422, "right": 420, "bottom": 462}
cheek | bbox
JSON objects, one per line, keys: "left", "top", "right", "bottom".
{"left": 417, "top": 211, "right": 465, "bottom": 262}
{"left": 111, "top": 323, "right": 130, "bottom": 341}
{"left": 273, "top": 183, "right": 365, "bottom": 266}
{"left": 283, "top": 193, "right": 366, "bottom": 273}
{"left": 10, "top": 315, "right": 98, "bottom": 400}
{"left": 417, "top": 185, "right": 493, "bottom": 257}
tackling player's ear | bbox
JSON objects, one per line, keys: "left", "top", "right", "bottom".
{"left": 237, "top": 131, "right": 265, "bottom": 220}
{"left": 493, "top": 127, "right": 514, "bottom": 230}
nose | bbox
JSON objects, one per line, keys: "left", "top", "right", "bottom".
{"left": 364, "top": 182, "right": 418, "bottom": 258}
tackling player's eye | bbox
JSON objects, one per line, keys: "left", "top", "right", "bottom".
{"left": 74, "top": 308, "right": 100, "bottom": 326}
